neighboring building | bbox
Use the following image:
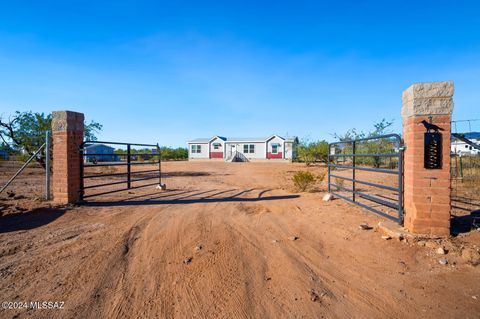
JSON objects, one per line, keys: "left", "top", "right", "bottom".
{"left": 83, "top": 144, "right": 119, "bottom": 163}
{"left": 0, "top": 150, "right": 9, "bottom": 160}
{"left": 187, "top": 135, "right": 299, "bottom": 161}
{"left": 451, "top": 134, "right": 480, "bottom": 156}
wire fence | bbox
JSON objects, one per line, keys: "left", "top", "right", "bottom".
{"left": 0, "top": 132, "right": 50, "bottom": 201}
{"left": 450, "top": 119, "right": 480, "bottom": 231}
{"left": 0, "top": 155, "right": 47, "bottom": 200}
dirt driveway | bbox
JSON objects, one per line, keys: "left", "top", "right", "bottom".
{"left": 1, "top": 161, "right": 479, "bottom": 318}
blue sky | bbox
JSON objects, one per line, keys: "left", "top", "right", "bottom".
{"left": 1, "top": 0, "right": 479, "bottom": 146}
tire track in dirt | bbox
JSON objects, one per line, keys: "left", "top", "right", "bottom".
{"left": 2, "top": 161, "right": 479, "bottom": 318}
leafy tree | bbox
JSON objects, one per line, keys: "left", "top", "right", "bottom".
{"left": 333, "top": 119, "right": 393, "bottom": 141}
{"left": 333, "top": 119, "right": 396, "bottom": 168}
{"left": 0, "top": 111, "right": 102, "bottom": 168}
{"left": 297, "top": 138, "right": 329, "bottom": 165}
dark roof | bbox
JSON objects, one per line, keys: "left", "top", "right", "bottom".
{"left": 84, "top": 143, "right": 115, "bottom": 150}
{"left": 452, "top": 133, "right": 480, "bottom": 150}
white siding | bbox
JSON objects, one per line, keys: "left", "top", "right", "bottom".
{"left": 284, "top": 142, "right": 293, "bottom": 159}
{"left": 267, "top": 136, "right": 285, "bottom": 158}
{"left": 209, "top": 137, "right": 225, "bottom": 155}
{"left": 226, "top": 142, "right": 266, "bottom": 160}
{"left": 284, "top": 140, "right": 298, "bottom": 160}
{"left": 451, "top": 139, "right": 480, "bottom": 155}
{"left": 188, "top": 143, "right": 209, "bottom": 159}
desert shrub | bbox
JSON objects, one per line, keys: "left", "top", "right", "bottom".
{"left": 292, "top": 171, "right": 316, "bottom": 192}
{"left": 317, "top": 171, "right": 326, "bottom": 182}
{"left": 334, "top": 177, "right": 345, "bottom": 190}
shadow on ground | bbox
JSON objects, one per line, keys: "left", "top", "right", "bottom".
{"left": 451, "top": 209, "right": 480, "bottom": 235}
{"left": 162, "top": 171, "right": 219, "bottom": 177}
{"left": 82, "top": 188, "right": 299, "bottom": 207}
{"left": 0, "top": 207, "right": 67, "bottom": 233}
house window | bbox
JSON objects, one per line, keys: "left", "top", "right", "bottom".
{"left": 213, "top": 143, "right": 221, "bottom": 150}
{"left": 191, "top": 145, "right": 202, "bottom": 153}
{"left": 243, "top": 144, "right": 255, "bottom": 153}
{"left": 272, "top": 143, "right": 280, "bottom": 154}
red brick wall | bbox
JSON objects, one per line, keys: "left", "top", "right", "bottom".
{"left": 52, "top": 111, "right": 84, "bottom": 204}
{"left": 403, "top": 115, "right": 451, "bottom": 235}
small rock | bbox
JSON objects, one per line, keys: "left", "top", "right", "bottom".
{"left": 417, "top": 240, "right": 426, "bottom": 247}
{"left": 436, "top": 247, "right": 446, "bottom": 255}
{"left": 438, "top": 258, "right": 448, "bottom": 265}
{"left": 271, "top": 240, "right": 279, "bottom": 244}
{"left": 13, "top": 195, "right": 25, "bottom": 200}
{"left": 289, "top": 236, "right": 299, "bottom": 241}
{"left": 194, "top": 245, "right": 203, "bottom": 253}
{"left": 473, "top": 296, "right": 477, "bottom": 300}
{"left": 461, "top": 248, "right": 480, "bottom": 266}
{"left": 309, "top": 289, "right": 327, "bottom": 303}
{"left": 7, "top": 191, "right": 15, "bottom": 198}
{"left": 381, "top": 235, "right": 392, "bottom": 240}
{"left": 425, "top": 241, "right": 437, "bottom": 249}
{"left": 359, "top": 223, "right": 372, "bottom": 230}
{"left": 322, "top": 193, "right": 334, "bottom": 201}
{"left": 183, "top": 257, "right": 193, "bottom": 264}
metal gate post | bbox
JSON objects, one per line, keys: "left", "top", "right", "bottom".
{"left": 352, "top": 140, "right": 356, "bottom": 202}
{"left": 398, "top": 143, "right": 404, "bottom": 223}
{"left": 45, "top": 130, "right": 51, "bottom": 200}
{"left": 327, "top": 147, "right": 331, "bottom": 193}
{"left": 127, "top": 144, "right": 131, "bottom": 189}
{"left": 157, "top": 143, "right": 162, "bottom": 186}
{"left": 79, "top": 144, "right": 84, "bottom": 201}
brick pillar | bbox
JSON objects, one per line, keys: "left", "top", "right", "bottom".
{"left": 52, "top": 111, "right": 84, "bottom": 204}
{"left": 402, "top": 81, "right": 453, "bottom": 236}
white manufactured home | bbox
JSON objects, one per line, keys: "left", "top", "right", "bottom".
{"left": 451, "top": 135, "right": 480, "bottom": 155}
{"left": 187, "top": 135, "right": 298, "bottom": 161}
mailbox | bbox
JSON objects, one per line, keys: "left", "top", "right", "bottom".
{"left": 424, "top": 132, "right": 442, "bottom": 169}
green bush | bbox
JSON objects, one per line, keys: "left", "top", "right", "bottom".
{"left": 297, "top": 139, "right": 329, "bottom": 165}
{"left": 317, "top": 171, "right": 326, "bottom": 182}
{"left": 334, "top": 177, "right": 345, "bottom": 190}
{"left": 292, "top": 171, "right": 316, "bottom": 192}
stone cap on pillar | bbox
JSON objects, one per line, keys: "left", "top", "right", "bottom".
{"left": 401, "top": 81, "right": 454, "bottom": 118}
{"left": 52, "top": 111, "right": 85, "bottom": 132}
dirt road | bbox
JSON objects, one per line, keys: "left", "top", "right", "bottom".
{"left": 1, "top": 161, "right": 479, "bottom": 318}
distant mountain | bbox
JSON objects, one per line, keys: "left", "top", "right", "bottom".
{"left": 464, "top": 132, "right": 480, "bottom": 139}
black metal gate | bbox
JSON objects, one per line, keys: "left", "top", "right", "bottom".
{"left": 327, "top": 134, "right": 404, "bottom": 224}
{"left": 80, "top": 141, "right": 163, "bottom": 200}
